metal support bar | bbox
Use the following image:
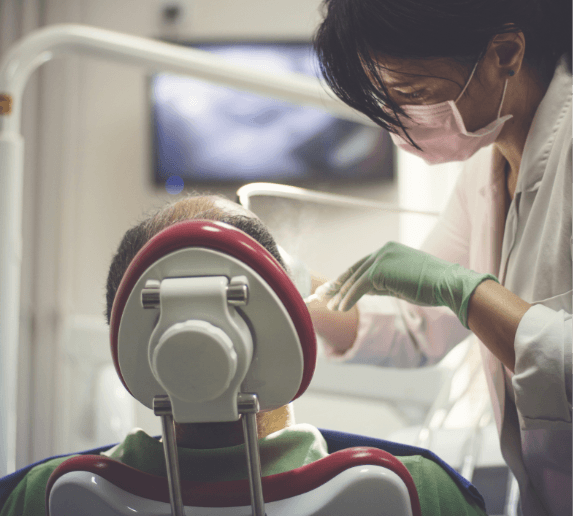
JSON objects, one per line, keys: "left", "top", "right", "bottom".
{"left": 238, "top": 393, "right": 266, "bottom": 516}
{"left": 153, "top": 395, "right": 185, "bottom": 516}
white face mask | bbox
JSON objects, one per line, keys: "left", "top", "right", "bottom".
{"left": 389, "top": 60, "right": 513, "bottom": 165}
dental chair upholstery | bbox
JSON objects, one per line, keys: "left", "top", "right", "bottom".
{"left": 46, "top": 220, "right": 424, "bottom": 515}
{"left": 46, "top": 447, "right": 420, "bottom": 515}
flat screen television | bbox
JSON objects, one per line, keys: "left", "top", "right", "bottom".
{"left": 150, "top": 41, "right": 394, "bottom": 186}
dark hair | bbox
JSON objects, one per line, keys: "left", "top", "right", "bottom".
{"left": 104, "top": 195, "right": 287, "bottom": 325}
{"left": 314, "top": 0, "right": 572, "bottom": 143}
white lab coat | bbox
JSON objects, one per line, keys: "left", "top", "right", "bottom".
{"left": 325, "top": 57, "right": 572, "bottom": 516}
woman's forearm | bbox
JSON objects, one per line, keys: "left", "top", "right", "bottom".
{"left": 467, "top": 280, "right": 532, "bottom": 372}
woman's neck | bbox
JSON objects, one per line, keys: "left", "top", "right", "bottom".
{"left": 494, "top": 64, "right": 549, "bottom": 198}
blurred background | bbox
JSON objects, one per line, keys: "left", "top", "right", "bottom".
{"left": 1, "top": 0, "right": 466, "bottom": 472}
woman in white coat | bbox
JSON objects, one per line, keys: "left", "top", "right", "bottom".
{"left": 308, "top": 1, "right": 572, "bottom": 515}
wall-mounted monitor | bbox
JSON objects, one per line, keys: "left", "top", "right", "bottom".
{"left": 150, "top": 41, "right": 394, "bottom": 186}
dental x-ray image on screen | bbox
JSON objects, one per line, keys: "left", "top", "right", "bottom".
{"left": 151, "top": 42, "right": 394, "bottom": 184}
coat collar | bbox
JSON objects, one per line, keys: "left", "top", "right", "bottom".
{"left": 478, "top": 56, "right": 572, "bottom": 198}
{"left": 517, "top": 56, "right": 573, "bottom": 194}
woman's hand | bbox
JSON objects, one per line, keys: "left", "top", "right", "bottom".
{"left": 318, "top": 241, "right": 498, "bottom": 328}
{"left": 277, "top": 248, "right": 359, "bottom": 354}
{"left": 308, "top": 274, "right": 359, "bottom": 355}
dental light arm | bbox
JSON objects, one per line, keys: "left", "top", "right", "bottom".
{"left": 237, "top": 182, "right": 439, "bottom": 217}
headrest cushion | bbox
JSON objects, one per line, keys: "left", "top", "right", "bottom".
{"left": 110, "top": 219, "right": 316, "bottom": 402}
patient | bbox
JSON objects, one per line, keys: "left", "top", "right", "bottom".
{"left": 0, "top": 194, "right": 487, "bottom": 516}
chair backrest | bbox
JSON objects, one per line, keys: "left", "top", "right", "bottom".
{"left": 47, "top": 219, "right": 422, "bottom": 516}
{"left": 47, "top": 447, "right": 422, "bottom": 516}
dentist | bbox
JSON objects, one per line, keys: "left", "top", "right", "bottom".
{"left": 308, "top": 1, "right": 572, "bottom": 515}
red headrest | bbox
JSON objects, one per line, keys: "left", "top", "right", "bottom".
{"left": 109, "top": 219, "right": 316, "bottom": 401}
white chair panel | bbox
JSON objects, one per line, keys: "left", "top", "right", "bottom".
{"left": 49, "top": 465, "right": 413, "bottom": 516}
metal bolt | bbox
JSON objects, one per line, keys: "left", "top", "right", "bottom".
{"left": 237, "top": 392, "right": 259, "bottom": 414}
{"left": 141, "top": 279, "right": 161, "bottom": 309}
{"left": 227, "top": 282, "right": 249, "bottom": 306}
{"left": 153, "top": 394, "right": 172, "bottom": 416}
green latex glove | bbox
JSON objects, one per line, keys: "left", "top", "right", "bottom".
{"left": 317, "top": 241, "right": 498, "bottom": 329}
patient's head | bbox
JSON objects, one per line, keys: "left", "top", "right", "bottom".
{"left": 105, "top": 194, "right": 295, "bottom": 448}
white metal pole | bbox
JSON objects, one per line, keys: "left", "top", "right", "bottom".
{"left": 236, "top": 182, "right": 440, "bottom": 216}
{"left": 0, "top": 133, "right": 24, "bottom": 476}
{"left": 0, "top": 23, "right": 372, "bottom": 475}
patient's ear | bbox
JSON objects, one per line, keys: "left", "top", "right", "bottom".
{"left": 257, "top": 405, "right": 295, "bottom": 438}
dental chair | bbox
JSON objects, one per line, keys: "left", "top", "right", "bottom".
{"left": 45, "top": 220, "right": 422, "bottom": 516}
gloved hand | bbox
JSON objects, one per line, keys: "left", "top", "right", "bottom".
{"left": 277, "top": 245, "right": 312, "bottom": 299}
{"left": 316, "top": 241, "right": 498, "bottom": 328}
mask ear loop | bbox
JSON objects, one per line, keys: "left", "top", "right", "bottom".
{"left": 496, "top": 79, "right": 509, "bottom": 118}
{"left": 454, "top": 60, "right": 480, "bottom": 104}
{"left": 454, "top": 60, "right": 509, "bottom": 119}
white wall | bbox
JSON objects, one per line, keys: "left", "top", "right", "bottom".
{"left": 0, "top": 0, "right": 45, "bottom": 476}
{"left": 9, "top": 0, "right": 462, "bottom": 467}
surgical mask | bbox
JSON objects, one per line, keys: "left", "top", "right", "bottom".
{"left": 389, "top": 61, "right": 513, "bottom": 164}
